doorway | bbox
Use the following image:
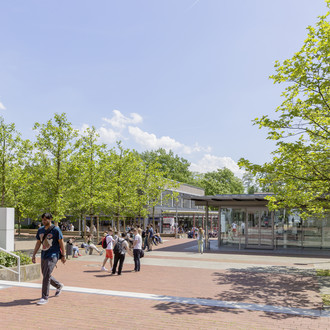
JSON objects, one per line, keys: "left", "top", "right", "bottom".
{"left": 245, "top": 209, "right": 274, "bottom": 249}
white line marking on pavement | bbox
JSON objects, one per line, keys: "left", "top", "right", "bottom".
{"left": 0, "top": 280, "right": 327, "bottom": 317}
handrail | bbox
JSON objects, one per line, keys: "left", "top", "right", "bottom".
{"left": 0, "top": 247, "right": 20, "bottom": 282}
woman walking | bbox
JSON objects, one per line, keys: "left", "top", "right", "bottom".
{"left": 197, "top": 227, "right": 205, "bottom": 254}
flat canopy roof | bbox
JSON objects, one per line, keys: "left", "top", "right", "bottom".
{"left": 190, "top": 193, "right": 273, "bottom": 208}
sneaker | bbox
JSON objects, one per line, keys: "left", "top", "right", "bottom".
{"left": 101, "top": 266, "right": 107, "bottom": 272}
{"left": 37, "top": 298, "right": 48, "bottom": 305}
{"left": 78, "top": 254, "right": 82, "bottom": 256}
{"left": 55, "top": 284, "right": 64, "bottom": 297}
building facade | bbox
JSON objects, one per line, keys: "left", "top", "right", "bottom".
{"left": 191, "top": 193, "right": 330, "bottom": 250}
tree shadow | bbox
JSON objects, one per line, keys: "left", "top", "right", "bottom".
{"left": 153, "top": 301, "right": 243, "bottom": 315}
{"left": 212, "top": 266, "right": 319, "bottom": 308}
{"left": 153, "top": 265, "right": 322, "bottom": 320}
{"left": 154, "top": 240, "right": 199, "bottom": 252}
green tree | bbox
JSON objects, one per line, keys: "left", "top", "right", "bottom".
{"left": 33, "top": 113, "right": 78, "bottom": 223}
{"left": 242, "top": 172, "right": 259, "bottom": 194}
{"left": 139, "top": 156, "right": 178, "bottom": 226}
{"left": 0, "top": 116, "right": 31, "bottom": 207}
{"left": 70, "top": 127, "right": 105, "bottom": 213}
{"left": 199, "top": 168, "right": 244, "bottom": 195}
{"left": 68, "top": 126, "right": 107, "bottom": 233}
{"left": 100, "top": 142, "right": 144, "bottom": 229}
{"left": 140, "top": 148, "right": 195, "bottom": 184}
{"left": 239, "top": 3, "right": 330, "bottom": 216}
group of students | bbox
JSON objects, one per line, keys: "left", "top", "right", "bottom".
{"left": 101, "top": 227, "right": 143, "bottom": 275}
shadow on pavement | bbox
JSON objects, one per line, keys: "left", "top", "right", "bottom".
{"left": 154, "top": 240, "right": 197, "bottom": 252}
{"left": 153, "top": 301, "right": 243, "bottom": 315}
{"left": 153, "top": 265, "right": 321, "bottom": 320}
{"left": 211, "top": 266, "right": 321, "bottom": 319}
{"left": 0, "top": 298, "right": 38, "bottom": 307}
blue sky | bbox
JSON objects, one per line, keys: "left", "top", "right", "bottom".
{"left": 0, "top": 0, "right": 328, "bottom": 177}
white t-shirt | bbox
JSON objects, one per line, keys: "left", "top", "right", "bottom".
{"left": 133, "top": 234, "right": 142, "bottom": 250}
{"left": 118, "top": 239, "right": 129, "bottom": 254}
{"left": 105, "top": 235, "right": 114, "bottom": 250}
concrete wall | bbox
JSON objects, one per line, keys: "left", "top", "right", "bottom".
{"left": 0, "top": 263, "right": 40, "bottom": 281}
{"left": 0, "top": 208, "right": 15, "bottom": 251}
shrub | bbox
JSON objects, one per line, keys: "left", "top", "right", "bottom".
{"left": 0, "top": 251, "right": 32, "bottom": 268}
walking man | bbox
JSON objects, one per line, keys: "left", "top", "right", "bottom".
{"left": 32, "top": 213, "right": 66, "bottom": 305}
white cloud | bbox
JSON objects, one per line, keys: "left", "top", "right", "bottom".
{"left": 128, "top": 126, "right": 183, "bottom": 151}
{"left": 190, "top": 154, "right": 245, "bottom": 178}
{"left": 98, "top": 127, "right": 122, "bottom": 144}
{"left": 102, "top": 110, "right": 142, "bottom": 129}
{"left": 0, "top": 102, "right": 6, "bottom": 110}
{"left": 128, "top": 126, "right": 212, "bottom": 155}
{"left": 78, "top": 123, "right": 122, "bottom": 144}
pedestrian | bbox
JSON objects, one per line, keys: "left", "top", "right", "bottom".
{"left": 85, "top": 234, "right": 104, "bottom": 255}
{"left": 101, "top": 230, "right": 115, "bottom": 271}
{"left": 147, "top": 224, "right": 154, "bottom": 251}
{"left": 112, "top": 232, "right": 129, "bottom": 275}
{"left": 143, "top": 225, "right": 149, "bottom": 251}
{"left": 133, "top": 228, "right": 142, "bottom": 272}
{"left": 241, "top": 222, "right": 245, "bottom": 235}
{"left": 232, "top": 222, "right": 237, "bottom": 237}
{"left": 32, "top": 213, "right": 66, "bottom": 305}
{"left": 197, "top": 227, "right": 205, "bottom": 254}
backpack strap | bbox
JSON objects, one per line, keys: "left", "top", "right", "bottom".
{"left": 41, "top": 225, "right": 55, "bottom": 244}
{"left": 105, "top": 235, "right": 110, "bottom": 247}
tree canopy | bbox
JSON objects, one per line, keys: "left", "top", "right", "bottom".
{"left": 200, "top": 168, "right": 244, "bottom": 195}
{"left": 239, "top": 3, "right": 330, "bottom": 216}
{"left": 140, "top": 148, "right": 195, "bottom": 184}
{"left": 0, "top": 113, "right": 245, "bottom": 224}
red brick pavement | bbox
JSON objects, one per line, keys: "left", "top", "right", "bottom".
{"left": 1, "top": 238, "right": 329, "bottom": 329}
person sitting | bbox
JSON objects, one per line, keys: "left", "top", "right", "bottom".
{"left": 85, "top": 234, "right": 104, "bottom": 256}
{"left": 68, "top": 237, "right": 82, "bottom": 258}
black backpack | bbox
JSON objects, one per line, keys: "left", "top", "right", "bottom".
{"left": 113, "top": 239, "right": 123, "bottom": 254}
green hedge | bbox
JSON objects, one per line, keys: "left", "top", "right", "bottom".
{"left": 0, "top": 251, "right": 32, "bottom": 268}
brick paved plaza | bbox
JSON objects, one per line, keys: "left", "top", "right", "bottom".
{"left": 1, "top": 238, "right": 330, "bottom": 329}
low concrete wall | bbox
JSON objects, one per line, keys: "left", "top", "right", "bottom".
{"left": 0, "top": 263, "right": 40, "bottom": 282}
{"left": 19, "top": 229, "right": 82, "bottom": 237}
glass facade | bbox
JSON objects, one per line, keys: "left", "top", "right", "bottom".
{"left": 219, "top": 208, "right": 330, "bottom": 250}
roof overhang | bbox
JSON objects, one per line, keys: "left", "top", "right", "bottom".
{"left": 190, "top": 194, "right": 272, "bottom": 208}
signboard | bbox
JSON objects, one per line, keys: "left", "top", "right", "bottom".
{"left": 163, "top": 217, "right": 175, "bottom": 234}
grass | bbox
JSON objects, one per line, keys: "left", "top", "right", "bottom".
{"left": 317, "top": 269, "right": 330, "bottom": 307}
{"left": 322, "top": 294, "right": 330, "bottom": 306}
{"left": 316, "top": 269, "right": 330, "bottom": 276}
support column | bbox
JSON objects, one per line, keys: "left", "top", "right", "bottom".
{"left": 0, "top": 208, "right": 15, "bottom": 251}
{"left": 245, "top": 209, "right": 248, "bottom": 247}
{"left": 205, "top": 202, "right": 209, "bottom": 250}
{"left": 218, "top": 207, "right": 221, "bottom": 248}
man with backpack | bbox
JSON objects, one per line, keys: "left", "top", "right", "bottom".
{"left": 101, "top": 230, "right": 114, "bottom": 272}
{"left": 112, "top": 232, "right": 129, "bottom": 275}
{"left": 32, "top": 213, "right": 66, "bottom": 305}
